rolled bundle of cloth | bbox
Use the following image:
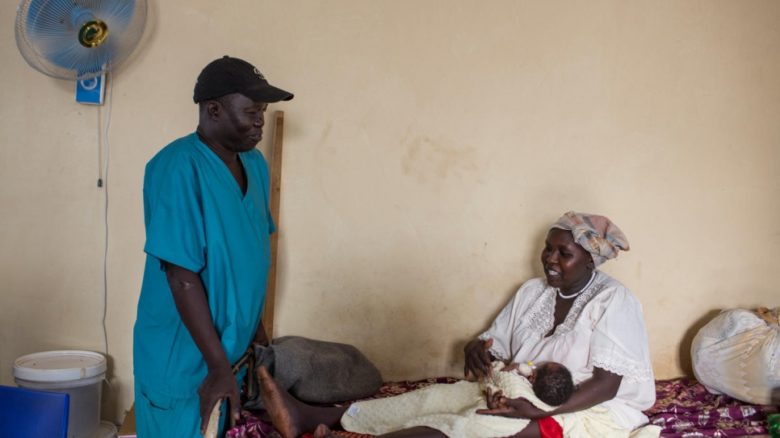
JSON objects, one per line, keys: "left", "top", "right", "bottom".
{"left": 691, "top": 307, "right": 780, "bottom": 405}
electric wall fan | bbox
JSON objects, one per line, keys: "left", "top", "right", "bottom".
{"left": 15, "top": 0, "right": 147, "bottom": 103}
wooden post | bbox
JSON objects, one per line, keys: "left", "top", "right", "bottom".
{"left": 262, "top": 111, "right": 284, "bottom": 339}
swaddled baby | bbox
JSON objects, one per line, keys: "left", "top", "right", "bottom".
{"left": 339, "top": 360, "right": 574, "bottom": 438}
{"left": 483, "top": 360, "right": 574, "bottom": 407}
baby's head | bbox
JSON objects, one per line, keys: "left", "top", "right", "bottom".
{"left": 530, "top": 362, "right": 574, "bottom": 406}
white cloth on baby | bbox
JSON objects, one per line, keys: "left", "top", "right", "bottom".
{"left": 340, "top": 362, "right": 546, "bottom": 437}
{"left": 340, "top": 362, "right": 661, "bottom": 438}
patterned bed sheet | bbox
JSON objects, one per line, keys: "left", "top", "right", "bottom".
{"left": 226, "top": 377, "right": 778, "bottom": 438}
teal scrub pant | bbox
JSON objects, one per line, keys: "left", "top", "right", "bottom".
{"left": 134, "top": 383, "right": 225, "bottom": 438}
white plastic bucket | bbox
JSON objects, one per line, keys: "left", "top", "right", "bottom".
{"left": 13, "top": 350, "right": 107, "bottom": 438}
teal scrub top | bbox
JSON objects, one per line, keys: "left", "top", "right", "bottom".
{"left": 133, "top": 133, "right": 274, "bottom": 397}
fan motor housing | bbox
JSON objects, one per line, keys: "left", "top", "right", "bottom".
{"left": 78, "top": 19, "right": 109, "bottom": 48}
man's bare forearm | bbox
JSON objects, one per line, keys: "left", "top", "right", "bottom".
{"left": 164, "top": 262, "right": 229, "bottom": 371}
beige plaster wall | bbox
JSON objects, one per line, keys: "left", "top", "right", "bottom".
{"left": 1, "top": 0, "right": 778, "bottom": 424}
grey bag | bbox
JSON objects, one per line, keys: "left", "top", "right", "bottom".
{"left": 244, "top": 336, "right": 383, "bottom": 409}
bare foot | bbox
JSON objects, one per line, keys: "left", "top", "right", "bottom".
{"left": 313, "top": 424, "right": 336, "bottom": 438}
{"left": 257, "top": 366, "right": 303, "bottom": 438}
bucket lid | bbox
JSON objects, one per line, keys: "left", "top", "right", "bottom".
{"left": 13, "top": 350, "right": 106, "bottom": 382}
{"left": 98, "top": 421, "right": 118, "bottom": 438}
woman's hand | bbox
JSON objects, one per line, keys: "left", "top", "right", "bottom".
{"left": 484, "top": 387, "right": 508, "bottom": 410}
{"left": 477, "top": 395, "right": 545, "bottom": 419}
{"left": 198, "top": 365, "right": 240, "bottom": 434}
{"left": 464, "top": 338, "right": 494, "bottom": 380}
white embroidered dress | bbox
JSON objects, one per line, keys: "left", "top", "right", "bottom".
{"left": 480, "top": 271, "right": 656, "bottom": 431}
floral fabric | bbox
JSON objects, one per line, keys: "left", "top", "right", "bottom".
{"left": 226, "top": 377, "right": 778, "bottom": 438}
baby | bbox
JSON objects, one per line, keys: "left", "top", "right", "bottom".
{"left": 493, "top": 360, "right": 573, "bottom": 405}
{"left": 335, "top": 360, "right": 575, "bottom": 437}
{"left": 482, "top": 360, "right": 574, "bottom": 408}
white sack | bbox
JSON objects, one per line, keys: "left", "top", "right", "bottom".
{"left": 691, "top": 308, "right": 780, "bottom": 404}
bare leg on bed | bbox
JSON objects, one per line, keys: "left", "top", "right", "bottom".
{"left": 259, "top": 366, "right": 449, "bottom": 438}
{"left": 378, "top": 426, "right": 447, "bottom": 437}
{"left": 313, "top": 424, "right": 336, "bottom": 438}
{"left": 257, "top": 366, "right": 346, "bottom": 437}
{"left": 313, "top": 424, "right": 445, "bottom": 438}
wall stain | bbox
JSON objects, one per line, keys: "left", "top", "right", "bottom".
{"left": 401, "top": 135, "right": 478, "bottom": 183}
{"left": 319, "top": 121, "right": 333, "bottom": 148}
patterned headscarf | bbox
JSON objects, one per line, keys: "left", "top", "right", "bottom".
{"left": 551, "top": 211, "right": 630, "bottom": 267}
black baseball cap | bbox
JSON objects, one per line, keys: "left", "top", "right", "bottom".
{"left": 193, "top": 56, "right": 294, "bottom": 103}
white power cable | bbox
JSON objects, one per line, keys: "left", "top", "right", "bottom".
{"left": 99, "top": 72, "right": 114, "bottom": 356}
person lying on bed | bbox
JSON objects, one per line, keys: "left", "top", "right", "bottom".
{"left": 259, "top": 211, "right": 657, "bottom": 438}
{"left": 257, "top": 359, "right": 574, "bottom": 438}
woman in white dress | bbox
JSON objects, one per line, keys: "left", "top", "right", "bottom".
{"left": 258, "top": 211, "right": 656, "bottom": 438}
{"left": 468, "top": 212, "right": 656, "bottom": 437}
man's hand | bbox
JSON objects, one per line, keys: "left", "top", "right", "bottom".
{"left": 163, "top": 262, "right": 240, "bottom": 434}
{"left": 464, "top": 338, "right": 494, "bottom": 380}
{"left": 198, "top": 365, "right": 240, "bottom": 434}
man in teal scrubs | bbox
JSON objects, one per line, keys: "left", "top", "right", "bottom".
{"left": 133, "top": 56, "right": 293, "bottom": 437}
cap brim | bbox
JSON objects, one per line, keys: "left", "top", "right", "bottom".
{"left": 242, "top": 84, "right": 294, "bottom": 103}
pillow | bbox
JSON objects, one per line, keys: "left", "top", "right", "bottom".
{"left": 244, "top": 336, "right": 383, "bottom": 409}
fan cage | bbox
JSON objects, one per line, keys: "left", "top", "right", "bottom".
{"left": 15, "top": 0, "right": 147, "bottom": 81}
